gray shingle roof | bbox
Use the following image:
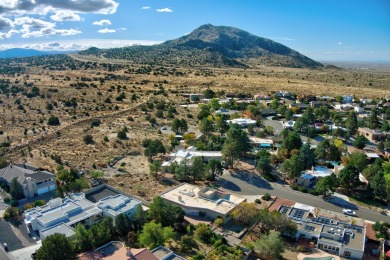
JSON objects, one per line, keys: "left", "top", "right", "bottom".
{"left": 0, "top": 164, "right": 54, "bottom": 185}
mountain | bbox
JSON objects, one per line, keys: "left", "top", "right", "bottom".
{"left": 79, "top": 24, "right": 323, "bottom": 68}
{"left": 0, "top": 48, "right": 69, "bottom": 59}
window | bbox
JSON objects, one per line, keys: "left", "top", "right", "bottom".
{"left": 344, "top": 251, "right": 351, "bottom": 257}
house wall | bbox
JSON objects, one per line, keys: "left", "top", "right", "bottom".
{"left": 340, "top": 247, "right": 364, "bottom": 260}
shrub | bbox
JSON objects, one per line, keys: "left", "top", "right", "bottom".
{"left": 127, "top": 116, "right": 134, "bottom": 121}
{"left": 290, "top": 183, "right": 298, "bottom": 190}
{"left": 103, "top": 136, "right": 109, "bottom": 142}
{"left": 34, "top": 200, "right": 46, "bottom": 207}
{"left": 83, "top": 135, "right": 94, "bottom": 144}
{"left": 10, "top": 199, "right": 19, "bottom": 207}
{"left": 117, "top": 131, "right": 127, "bottom": 140}
{"left": 4, "top": 207, "right": 19, "bottom": 219}
{"left": 308, "top": 189, "right": 320, "bottom": 196}
{"left": 91, "top": 119, "right": 101, "bottom": 127}
{"left": 262, "top": 193, "right": 271, "bottom": 201}
{"left": 299, "top": 187, "right": 308, "bottom": 193}
{"left": 214, "top": 217, "right": 224, "bottom": 227}
{"left": 47, "top": 116, "right": 60, "bottom": 126}
{"left": 3, "top": 196, "right": 11, "bottom": 203}
{"left": 255, "top": 198, "right": 262, "bottom": 204}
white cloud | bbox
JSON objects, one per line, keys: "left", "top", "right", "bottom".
{"left": 98, "top": 28, "right": 115, "bottom": 34}
{"left": 118, "top": 27, "right": 126, "bottom": 31}
{"left": 0, "top": 39, "right": 161, "bottom": 51}
{"left": 141, "top": 6, "right": 150, "bottom": 10}
{"left": 0, "top": 0, "right": 119, "bottom": 15}
{"left": 0, "top": 16, "right": 13, "bottom": 30}
{"left": 268, "top": 36, "right": 295, "bottom": 41}
{"left": 0, "top": 29, "right": 18, "bottom": 39}
{"left": 156, "top": 8, "right": 173, "bottom": 13}
{"left": 338, "top": 42, "right": 342, "bottom": 45}
{"left": 21, "top": 27, "right": 81, "bottom": 38}
{"left": 92, "top": 19, "right": 112, "bottom": 26}
{"left": 50, "top": 10, "right": 81, "bottom": 21}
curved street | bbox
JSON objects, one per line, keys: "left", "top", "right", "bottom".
{"left": 217, "top": 170, "right": 389, "bottom": 223}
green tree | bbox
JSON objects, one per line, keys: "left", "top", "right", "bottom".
{"left": 35, "top": 234, "right": 75, "bottom": 260}
{"left": 205, "top": 159, "right": 223, "bottom": 181}
{"left": 370, "top": 171, "right": 388, "bottom": 201}
{"left": 231, "top": 202, "right": 261, "bottom": 226}
{"left": 190, "top": 157, "right": 206, "bottom": 181}
{"left": 149, "top": 160, "right": 162, "bottom": 178}
{"left": 0, "top": 157, "right": 9, "bottom": 168}
{"left": 353, "top": 135, "right": 368, "bottom": 149}
{"left": 194, "top": 223, "right": 213, "bottom": 243}
{"left": 199, "top": 117, "right": 214, "bottom": 139}
{"left": 349, "top": 151, "right": 369, "bottom": 172}
{"left": 222, "top": 141, "right": 240, "bottom": 168}
{"left": 202, "top": 88, "right": 215, "bottom": 99}
{"left": 74, "top": 223, "right": 92, "bottom": 252}
{"left": 256, "top": 154, "right": 272, "bottom": 175}
{"left": 148, "top": 197, "right": 184, "bottom": 227}
{"left": 250, "top": 230, "right": 284, "bottom": 259}
{"left": 115, "top": 213, "right": 132, "bottom": 236}
{"left": 366, "top": 108, "right": 379, "bottom": 129}
{"left": 10, "top": 178, "right": 24, "bottom": 200}
{"left": 314, "top": 105, "right": 330, "bottom": 123}
{"left": 315, "top": 139, "right": 330, "bottom": 160}
{"left": 180, "top": 235, "right": 197, "bottom": 253}
{"left": 338, "top": 165, "right": 360, "bottom": 192}
{"left": 133, "top": 205, "right": 148, "bottom": 230}
{"left": 90, "top": 170, "right": 104, "bottom": 180}
{"left": 285, "top": 109, "right": 294, "bottom": 120}
{"left": 345, "top": 111, "right": 358, "bottom": 135}
{"left": 226, "top": 124, "right": 250, "bottom": 154}
{"left": 315, "top": 174, "right": 338, "bottom": 196}
{"left": 381, "top": 120, "right": 390, "bottom": 131}
{"left": 139, "top": 221, "right": 176, "bottom": 249}
{"left": 282, "top": 131, "right": 302, "bottom": 153}
{"left": 327, "top": 144, "right": 341, "bottom": 162}
{"left": 280, "top": 154, "right": 304, "bottom": 180}
{"left": 298, "top": 143, "right": 315, "bottom": 170}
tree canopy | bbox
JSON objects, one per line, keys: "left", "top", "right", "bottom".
{"left": 139, "top": 221, "right": 175, "bottom": 249}
{"left": 35, "top": 234, "right": 75, "bottom": 260}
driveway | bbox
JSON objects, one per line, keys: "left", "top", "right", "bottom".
{"left": 217, "top": 170, "right": 389, "bottom": 223}
{"left": 263, "top": 119, "right": 283, "bottom": 135}
{"left": 0, "top": 219, "right": 37, "bottom": 252}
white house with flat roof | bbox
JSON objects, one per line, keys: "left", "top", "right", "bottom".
{"left": 162, "top": 148, "right": 222, "bottom": 169}
{"left": 160, "top": 183, "right": 246, "bottom": 222}
{"left": 274, "top": 202, "right": 366, "bottom": 259}
{"left": 226, "top": 118, "right": 257, "bottom": 127}
{"left": 25, "top": 192, "right": 141, "bottom": 240}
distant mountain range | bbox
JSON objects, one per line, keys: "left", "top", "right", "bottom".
{"left": 0, "top": 48, "right": 69, "bottom": 59}
{"left": 79, "top": 24, "right": 323, "bottom": 68}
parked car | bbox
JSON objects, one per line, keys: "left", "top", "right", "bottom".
{"left": 160, "top": 126, "right": 167, "bottom": 130}
{"left": 3, "top": 243, "right": 8, "bottom": 252}
{"left": 342, "top": 209, "right": 356, "bottom": 216}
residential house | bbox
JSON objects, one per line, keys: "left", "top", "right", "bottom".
{"left": 181, "top": 93, "right": 203, "bottom": 102}
{"left": 269, "top": 198, "right": 366, "bottom": 259}
{"left": 248, "top": 136, "right": 273, "bottom": 150}
{"left": 358, "top": 127, "right": 390, "bottom": 142}
{"left": 0, "top": 163, "right": 56, "bottom": 198}
{"left": 310, "top": 101, "right": 331, "bottom": 108}
{"left": 25, "top": 192, "right": 141, "bottom": 240}
{"left": 226, "top": 118, "right": 257, "bottom": 127}
{"left": 295, "top": 173, "right": 316, "bottom": 188}
{"left": 254, "top": 93, "right": 271, "bottom": 100}
{"left": 162, "top": 147, "right": 222, "bottom": 169}
{"left": 261, "top": 109, "right": 277, "bottom": 117}
{"left": 79, "top": 242, "right": 185, "bottom": 260}
{"left": 289, "top": 102, "right": 310, "bottom": 112}
{"left": 342, "top": 95, "right": 353, "bottom": 103}
{"left": 160, "top": 183, "right": 246, "bottom": 222}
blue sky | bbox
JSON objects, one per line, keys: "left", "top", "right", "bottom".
{"left": 0, "top": 0, "right": 389, "bottom": 61}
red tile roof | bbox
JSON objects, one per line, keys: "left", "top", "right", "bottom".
{"left": 268, "top": 197, "right": 296, "bottom": 212}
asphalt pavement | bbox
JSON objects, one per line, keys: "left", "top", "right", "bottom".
{"left": 217, "top": 170, "right": 389, "bottom": 223}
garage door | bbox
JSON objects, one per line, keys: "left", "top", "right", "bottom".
{"left": 37, "top": 187, "right": 49, "bottom": 195}
{"left": 49, "top": 184, "right": 56, "bottom": 191}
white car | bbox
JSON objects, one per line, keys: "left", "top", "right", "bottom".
{"left": 342, "top": 209, "right": 356, "bottom": 216}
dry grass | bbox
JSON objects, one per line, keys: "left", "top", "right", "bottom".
{"left": 1, "top": 56, "right": 389, "bottom": 199}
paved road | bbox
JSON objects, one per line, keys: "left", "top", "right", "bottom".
{"left": 217, "top": 170, "right": 389, "bottom": 223}
{"left": 0, "top": 246, "right": 11, "bottom": 260}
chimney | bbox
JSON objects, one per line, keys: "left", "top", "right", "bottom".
{"left": 126, "top": 248, "right": 134, "bottom": 258}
